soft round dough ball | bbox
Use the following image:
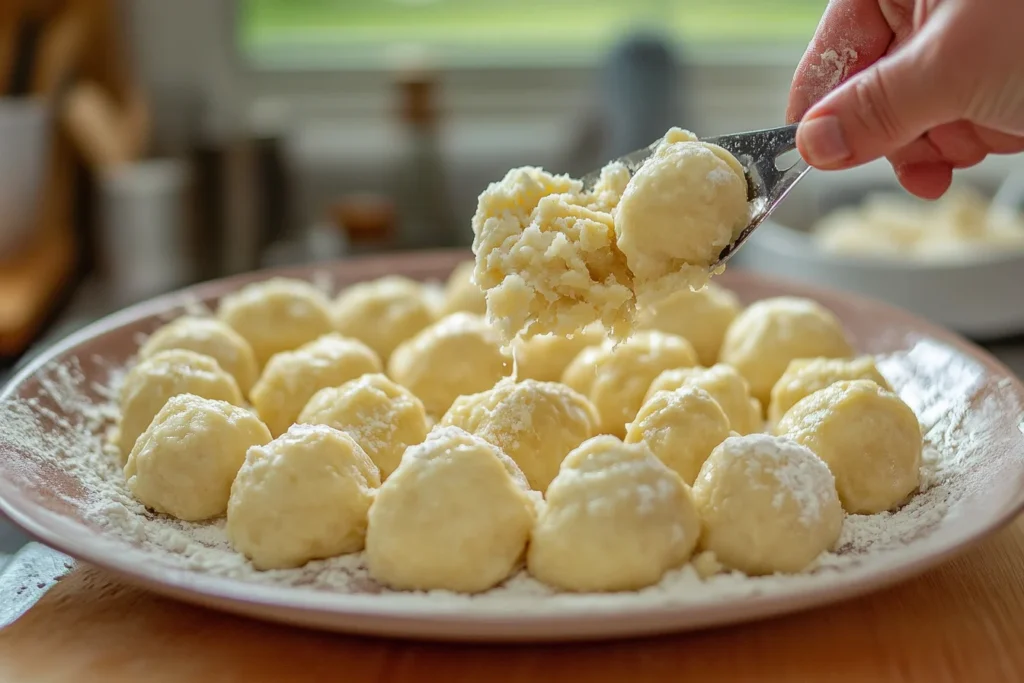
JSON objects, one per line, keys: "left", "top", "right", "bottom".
{"left": 441, "top": 260, "right": 486, "bottom": 316}
{"left": 776, "top": 379, "right": 922, "bottom": 514}
{"left": 561, "top": 330, "right": 698, "bottom": 437}
{"left": 250, "top": 333, "right": 382, "bottom": 437}
{"left": 719, "top": 296, "right": 853, "bottom": 406}
{"left": 118, "top": 349, "right": 243, "bottom": 460}
{"left": 527, "top": 435, "right": 700, "bottom": 592}
{"left": 217, "top": 277, "right": 334, "bottom": 368}
{"left": 387, "top": 312, "right": 511, "bottom": 417}
{"left": 692, "top": 433, "right": 843, "bottom": 575}
{"left": 511, "top": 323, "right": 606, "bottom": 383}
{"left": 332, "top": 276, "right": 437, "bottom": 361}
{"left": 440, "top": 377, "right": 598, "bottom": 491}
{"left": 636, "top": 283, "right": 741, "bottom": 366}
{"left": 625, "top": 386, "right": 731, "bottom": 484}
{"left": 227, "top": 423, "right": 380, "bottom": 570}
{"left": 125, "top": 394, "right": 271, "bottom": 521}
{"left": 298, "top": 373, "right": 429, "bottom": 480}
{"left": 646, "top": 363, "right": 763, "bottom": 435}
{"left": 139, "top": 316, "right": 260, "bottom": 396}
{"left": 768, "top": 356, "right": 891, "bottom": 426}
{"left": 365, "top": 426, "right": 536, "bottom": 593}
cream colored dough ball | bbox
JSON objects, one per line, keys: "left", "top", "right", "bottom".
{"left": 692, "top": 433, "right": 844, "bottom": 575}
{"left": 562, "top": 330, "right": 698, "bottom": 437}
{"left": 527, "top": 435, "right": 700, "bottom": 592}
{"left": 719, "top": 296, "right": 853, "bottom": 406}
{"left": 441, "top": 377, "right": 599, "bottom": 491}
{"left": 636, "top": 282, "right": 742, "bottom": 366}
{"left": 250, "top": 333, "right": 382, "bottom": 437}
{"left": 365, "top": 426, "right": 536, "bottom": 593}
{"left": 768, "top": 356, "right": 892, "bottom": 426}
{"left": 117, "top": 349, "right": 243, "bottom": 460}
{"left": 646, "top": 363, "right": 763, "bottom": 435}
{"left": 217, "top": 277, "right": 334, "bottom": 368}
{"left": 332, "top": 275, "right": 438, "bottom": 361}
{"left": 441, "top": 260, "right": 487, "bottom": 316}
{"left": 124, "top": 394, "right": 271, "bottom": 521}
{"left": 510, "top": 323, "right": 606, "bottom": 383}
{"left": 387, "top": 312, "right": 511, "bottom": 418}
{"left": 298, "top": 373, "right": 429, "bottom": 480}
{"left": 227, "top": 423, "right": 381, "bottom": 570}
{"left": 777, "top": 380, "right": 922, "bottom": 514}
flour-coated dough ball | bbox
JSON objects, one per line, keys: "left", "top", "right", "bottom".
{"left": 441, "top": 260, "right": 487, "bottom": 316}
{"left": 298, "top": 373, "right": 429, "bottom": 480}
{"left": 365, "top": 426, "right": 536, "bottom": 593}
{"left": 118, "top": 349, "right": 243, "bottom": 460}
{"left": 441, "top": 377, "right": 598, "bottom": 491}
{"left": 692, "top": 433, "right": 843, "bottom": 575}
{"left": 646, "top": 363, "right": 763, "bottom": 435}
{"left": 387, "top": 313, "right": 511, "bottom": 417}
{"left": 332, "top": 276, "right": 437, "bottom": 361}
{"left": 768, "top": 356, "right": 891, "bottom": 426}
{"left": 124, "top": 394, "right": 271, "bottom": 521}
{"left": 561, "top": 330, "right": 698, "bottom": 437}
{"left": 227, "top": 423, "right": 380, "bottom": 570}
{"left": 637, "top": 282, "right": 742, "bottom": 366}
{"left": 719, "top": 297, "right": 853, "bottom": 406}
{"left": 527, "top": 435, "right": 700, "bottom": 592}
{"left": 217, "top": 277, "right": 334, "bottom": 368}
{"left": 511, "top": 323, "right": 606, "bottom": 383}
{"left": 776, "top": 379, "right": 922, "bottom": 514}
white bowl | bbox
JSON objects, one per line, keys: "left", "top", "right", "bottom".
{"left": 0, "top": 98, "right": 51, "bottom": 258}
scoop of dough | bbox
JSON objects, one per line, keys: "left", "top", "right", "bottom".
{"left": 636, "top": 282, "right": 742, "bottom": 366}
{"left": 562, "top": 330, "right": 698, "bottom": 437}
{"left": 217, "top": 277, "right": 334, "bottom": 368}
{"left": 139, "top": 316, "right": 260, "bottom": 397}
{"left": 692, "top": 433, "right": 843, "bottom": 575}
{"left": 125, "top": 394, "right": 271, "bottom": 521}
{"left": 387, "top": 312, "right": 511, "bottom": 418}
{"left": 510, "top": 323, "right": 606, "bottom": 383}
{"left": 646, "top": 363, "right": 763, "bottom": 435}
{"left": 118, "top": 349, "right": 243, "bottom": 460}
{"left": 365, "top": 426, "right": 536, "bottom": 593}
{"left": 776, "top": 379, "right": 922, "bottom": 514}
{"left": 719, "top": 296, "right": 853, "bottom": 406}
{"left": 441, "top": 260, "right": 486, "bottom": 316}
{"left": 768, "top": 356, "right": 891, "bottom": 426}
{"left": 441, "top": 377, "right": 598, "bottom": 491}
{"left": 227, "top": 423, "right": 381, "bottom": 570}
{"left": 298, "top": 373, "right": 429, "bottom": 480}
{"left": 527, "top": 435, "right": 700, "bottom": 592}
{"left": 332, "top": 276, "right": 437, "bottom": 361}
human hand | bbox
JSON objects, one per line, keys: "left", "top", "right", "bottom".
{"left": 787, "top": 0, "right": 1024, "bottom": 199}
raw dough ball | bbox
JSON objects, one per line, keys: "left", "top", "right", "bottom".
{"left": 298, "top": 373, "right": 429, "bottom": 480}
{"left": 625, "top": 386, "right": 731, "bottom": 484}
{"left": 387, "top": 312, "right": 511, "bottom": 417}
{"left": 561, "top": 330, "right": 698, "bottom": 437}
{"left": 332, "top": 276, "right": 437, "bottom": 361}
{"left": 217, "top": 277, "right": 334, "bottom": 368}
{"left": 139, "top": 316, "right": 259, "bottom": 396}
{"left": 636, "top": 282, "right": 742, "bottom": 366}
{"left": 646, "top": 363, "right": 763, "bottom": 435}
{"left": 719, "top": 296, "right": 853, "bottom": 406}
{"left": 227, "top": 423, "right": 380, "bottom": 570}
{"left": 527, "top": 435, "right": 700, "bottom": 592}
{"left": 124, "top": 394, "right": 271, "bottom": 521}
{"left": 692, "top": 433, "right": 843, "bottom": 575}
{"left": 768, "top": 356, "right": 891, "bottom": 426}
{"left": 365, "top": 426, "right": 536, "bottom": 593}
{"left": 510, "top": 323, "right": 606, "bottom": 383}
{"left": 118, "top": 349, "right": 243, "bottom": 460}
{"left": 441, "top": 377, "right": 599, "bottom": 491}
{"left": 250, "top": 333, "right": 382, "bottom": 437}
{"left": 776, "top": 379, "right": 922, "bottom": 514}
{"left": 441, "top": 260, "right": 486, "bottom": 316}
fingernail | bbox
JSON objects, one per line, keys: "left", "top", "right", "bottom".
{"left": 799, "top": 116, "right": 851, "bottom": 166}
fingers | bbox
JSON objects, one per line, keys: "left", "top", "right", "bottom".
{"left": 926, "top": 122, "right": 988, "bottom": 169}
{"left": 886, "top": 137, "right": 953, "bottom": 199}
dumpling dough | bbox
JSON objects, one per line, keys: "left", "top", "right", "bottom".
{"left": 217, "top": 277, "right": 334, "bottom": 367}
{"left": 768, "top": 356, "right": 891, "bottom": 425}
{"left": 332, "top": 275, "right": 437, "bottom": 361}
{"left": 387, "top": 312, "right": 511, "bottom": 417}
{"left": 719, "top": 296, "right": 853, "bottom": 406}
{"left": 250, "top": 333, "right": 382, "bottom": 437}
{"left": 441, "top": 260, "right": 486, "bottom": 316}
{"left": 117, "top": 349, "right": 243, "bottom": 460}
{"left": 298, "top": 373, "right": 428, "bottom": 480}
{"left": 227, "top": 423, "right": 381, "bottom": 570}
{"left": 365, "top": 426, "right": 536, "bottom": 593}
{"left": 692, "top": 433, "right": 843, "bottom": 575}
{"left": 124, "top": 394, "right": 271, "bottom": 521}
{"left": 527, "top": 435, "right": 700, "bottom": 592}
{"left": 625, "top": 386, "right": 731, "bottom": 484}
{"left": 510, "top": 323, "right": 606, "bottom": 383}
{"left": 776, "top": 379, "right": 922, "bottom": 514}
{"left": 441, "top": 377, "right": 599, "bottom": 491}
{"left": 636, "top": 282, "right": 742, "bottom": 366}
{"left": 562, "top": 330, "right": 698, "bottom": 437}
{"left": 646, "top": 363, "right": 763, "bottom": 435}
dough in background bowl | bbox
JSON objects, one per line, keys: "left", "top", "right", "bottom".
{"left": 332, "top": 275, "right": 437, "bottom": 361}
{"left": 510, "top": 323, "right": 606, "bottom": 383}
{"left": 636, "top": 282, "right": 742, "bottom": 366}
{"left": 441, "top": 260, "right": 486, "bottom": 316}
{"left": 768, "top": 356, "right": 891, "bottom": 426}
{"left": 646, "top": 363, "right": 763, "bottom": 435}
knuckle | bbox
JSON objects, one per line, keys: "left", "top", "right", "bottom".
{"left": 849, "top": 68, "right": 906, "bottom": 143}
